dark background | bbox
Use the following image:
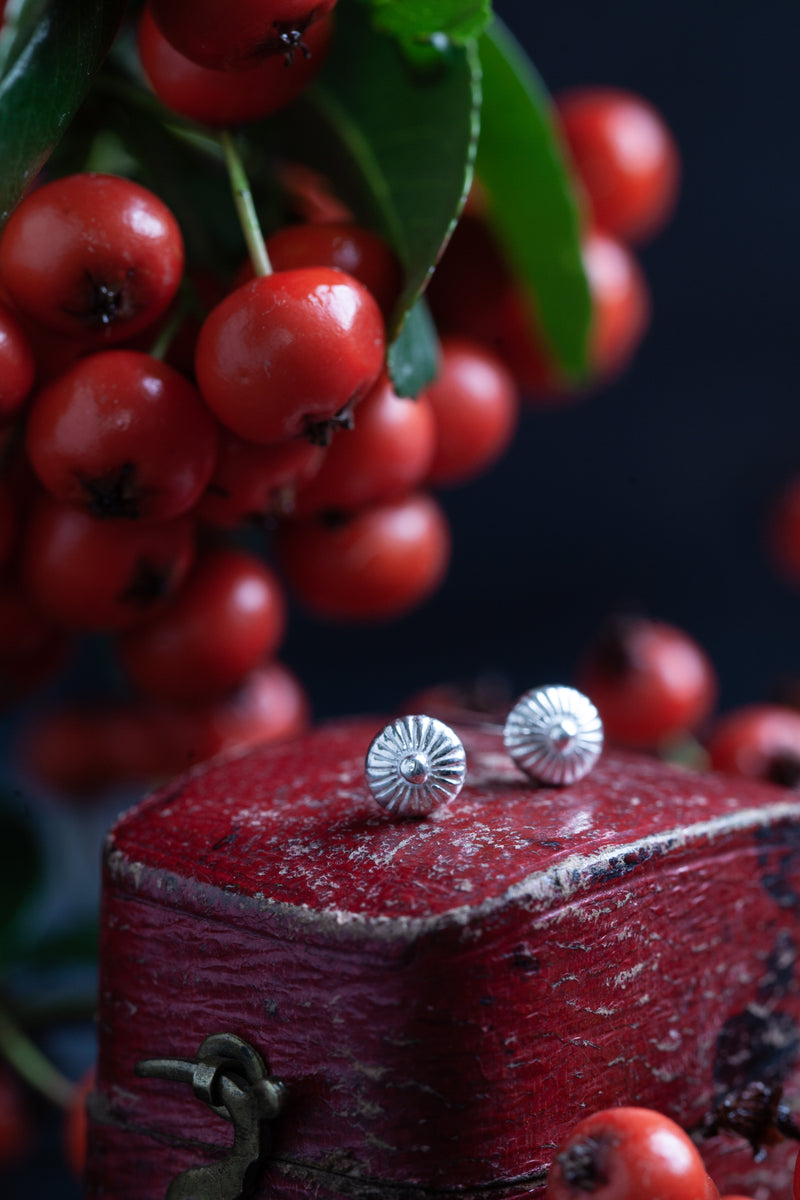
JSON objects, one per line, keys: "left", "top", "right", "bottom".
{"left": 6, "top": 0, "right": 800, "bottom": 1195}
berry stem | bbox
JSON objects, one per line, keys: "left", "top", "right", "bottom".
{"left": 149, "top": 292, "right": 190, "bottom": 361}
{"left": 219, "top": 130, "right": 272, "bottom": 278}
{"left": 0, "top": 1002, "right": 74, "bottom": 1109}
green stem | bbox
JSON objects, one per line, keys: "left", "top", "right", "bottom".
{"left": 0, "top": 1004, "right": 74, "bottom": 1109}
{"left": 149, "top": 296, "right": 189, "bottom": 361}
{"left": 220, "top": 130, "right": 272, "bottom": 278}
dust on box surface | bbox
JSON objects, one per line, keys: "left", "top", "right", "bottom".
{"left": 88, "top": 718, "right": 800, "bottom": 1198}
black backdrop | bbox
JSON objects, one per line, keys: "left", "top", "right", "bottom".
{"left": 284, "top": 0, "right": 800, "bottom": 724}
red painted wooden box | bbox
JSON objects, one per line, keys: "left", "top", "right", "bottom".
{"left": 87, "top": 718, "right": 800, "bottom": 1199}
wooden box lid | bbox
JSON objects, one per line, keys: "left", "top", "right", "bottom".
{"left": 88, "top": 718, "right": 800, "bottom": 1199}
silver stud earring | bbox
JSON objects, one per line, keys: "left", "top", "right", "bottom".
{"left": 365, "top": 714, "right": 467, "bottom": 817}
{"left": 503, "top": 685, "right": 603, "bottom": 786}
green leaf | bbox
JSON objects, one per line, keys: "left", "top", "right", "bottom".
{"left": 272, "top": 0, "right": 481, "bottom": 393}
{"left": 386, "top": 298, "right": 439, "bottom": 398}
{"left": 0, "top": 797, "right": 42, "bottom": 962}
{"left": 475, "top": 19, "right": 591, "bottom": 379}
{"left": 0, "top": 0, "right": 126, "bottom": 227}
{"left": 361, "top": 0, "right": 492, "bottom": 47}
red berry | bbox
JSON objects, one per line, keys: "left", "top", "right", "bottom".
{"left": 545, "top": 1106, "right": 713, "bottom": 1200}
{"left": 576, "top": 615, "right": 717, "bottom": 747}
{"left": 197, "top": 429, "right": 325, "bottom": 527}
{"left": 0, "top": 1069, "right": 31, "bottom": 1166}
{"left": 138, "top": 5, "right": 333, "bottom": 127}
{"left": 557, "top": 88, "right": 680, "bottom": 244}
{"left": 277, "top": 493, "right": 450, "bottom": 621}
{"left": 706, "top": 704, "right": 800, "bottom": 786}
{"left": 0, "top": 173, "right": 184, "bottom": 346}
{"left": 0, "top": 303, "right": 35, "bottom": 423}
{"left": 26, "top": 350, "right": 218, "bottom": 522}
{"left": 292, "top": 371, "right": 435, "bottom": 516}
{"left": 117, "top": 546, "right": 286, "bottom": 701}
{"left": 428, "top": 217, "right": 649, "bottom": 397}
{"left": 0, "top": 575, "right": 60, "bottom": 660}
{"left": 23, "top": 496, "right": 195, "bottom": 631}
{"left": 425, "top": 337, "right": 518, "bottom": 487}
{"left": 195, "top": 268, "right": 385, "bottom": 445}
{"left": 277, "top": 161, "right": 354, "bottom": 226}
{"left": 767, "top": 477, "right": 800, "bottom": 585}
{"left": 718, "top": 1196, "right": 756, "bottom": 1199}
{"left": 249, "top": 223, "right": 403, "bottom": 322}
{"left": 156, "top": 660, "right": 310, "bottom": 770}
{"left": 149, "top": 0, "right": 337, "bottom": 70}
{"left": 64, "top": 1068, "right": 94, "bottom": 1179}
{"left": 0, "top": 479, "right": 15, "bottom": 567}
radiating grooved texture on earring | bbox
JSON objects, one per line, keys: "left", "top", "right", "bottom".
{"left": 504, "top": 685, "right": 603, "bottom": 786}
{"left": 365, "top": 715, "right": 467, "bottom": 816}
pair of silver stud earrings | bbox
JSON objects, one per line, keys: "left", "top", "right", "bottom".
{"left": 365, "top": 684, "right": 604, "bottom": 817}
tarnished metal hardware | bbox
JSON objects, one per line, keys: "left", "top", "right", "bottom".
{"left": 136, "top": 1032, "right": 286, "bottom": 1200}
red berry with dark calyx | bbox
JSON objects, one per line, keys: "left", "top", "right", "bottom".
{"left": 26, "top": 351, "right": 218, "bottom": 522}
{"left": 195, "top": 268, "right": 385, "bottom": 445}
{"left": 545, "top": 1106, "right": 716, "bottom": 1200}
{"left": 149, "top": 0, "right": 338, "bottom": 71}
{"left": 0, "top": 173, "right": 184, "bottom": 346}
{"left": 117, "top": 546, "right": 286, "bottom": 702}
{"left": 138, "top": 5, "right": 333, "bottom": 127}
{"left": 197, "top": 429, "right": 325, "bottom": 527}
{"left": 576, "top": 614, "right": 717, "bottom": 748}
{"left": 0, "top": 303, "right": 35, "bottom": 423}
{"left": 557, "top": 88, "right": 680, "bottom": 245}
{"left": 706, "top": 704, "right": 800, "bottom": 787}
{"left": 292, "top": 371, "right": 435, "bottom": 517}
{"left": 277, "top": 493, "right": 450, "bottom": 621}
{"left": 425, "top": 337, "right": 518, "bottom": 487}
{"left": 23, "top": 496, "right": 195, "bottom": 632}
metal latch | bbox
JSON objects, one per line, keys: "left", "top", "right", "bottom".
{"left": 136, "top": 1031, "right": 287, "bottom": 1200}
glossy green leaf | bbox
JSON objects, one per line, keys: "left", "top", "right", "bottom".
{"left": 361, "top": 0, "right": 492, "bottom": 47}
{"left": 386, "top": 298, "right": 439, "bottom": 398}
{"left": 476, "top": 20, "right": 590, "bottom": 379}
{"left": 274, "top": 0, "right": 481, "bottom": 393}
{"left": 0, "top": 0, "right": 125, "bottom": 226}
{"left": 0, "top": 798, "right": 42, "bottom": 962}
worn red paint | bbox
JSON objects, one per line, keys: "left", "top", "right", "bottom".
{"left": 88, "top": 720, "right": 800, "bottom": 1198}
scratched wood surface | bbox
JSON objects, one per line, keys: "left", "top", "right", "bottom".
{"left": 87, "top": 719, "right": 800, "bottom": 1198}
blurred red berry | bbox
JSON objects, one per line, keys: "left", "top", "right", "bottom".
{"left": 576, "top": 615, "right": 717, "bottom": 747}
{"left": 545, "top": 1106, "right": 715, "bottom": 1200}
{"left": 767, "top": 477, "right": 800, "bottom": 585}
{"left": 277, "top": 493, "right": 451, "bottom": 621}
{"left": 197, "top": 430, "right": 325, "bottom": 527}
{"left": 23, "top": 496, "right": 195, "bottom": 631}
{"left": 425, "top": 337, "right": 518, "bottom": 487}
{"left": 64, "top": 1068, "right": 94, "bottom": 1179}
{"left": 706, "top": 704, "right": 800, "bottom": 787}
{"left": 0, "top": 303, "right": 35, "bottom": 424}
{"left": 117, "top": 546, "right": 286, "bottom": 701}
{"left": 557, "top": 87, "right": 680, "bottom": 244}
{"left": 292, "top": 371, "right": 435, "bottom": 516}
{"left": 0, "top": 1069, "right": 31, "bottom": 1166}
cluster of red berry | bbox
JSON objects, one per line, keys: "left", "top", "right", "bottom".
{"left": 430, "top": 87, "right": 680, "bottom": 400}
{"left": 0, "top": 0, "right": 528, "bottom": 798}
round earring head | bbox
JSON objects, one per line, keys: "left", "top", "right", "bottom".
{"left": 365, "top": 714, "right": 467, "bottom": 817}
{"left": 504, "top": 685, "right": 603, "bottom": 786}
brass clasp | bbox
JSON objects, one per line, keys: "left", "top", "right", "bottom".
{"left": 136, "top": 1032, "right": 286, "bottom": 1200}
